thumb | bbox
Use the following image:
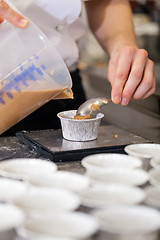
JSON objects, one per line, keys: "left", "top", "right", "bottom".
{"left": 0, "top": 0, "right": 29, "bottom": 28}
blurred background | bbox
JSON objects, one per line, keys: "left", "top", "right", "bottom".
{"left": 79, "top": 0, "right": 160, "bottom": 143}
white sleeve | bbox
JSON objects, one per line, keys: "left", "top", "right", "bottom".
{"left": 8, "top": 0, "right": 86, "bottom": 70}
{"left": 35, "top": 0, "right": 82, "bottom": 24}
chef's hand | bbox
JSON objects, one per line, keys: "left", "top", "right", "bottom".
{"left": 0, "top": 0, "right": 28, "bottom": 28}
{"left": 107, "top": 46, "right": 155, "bottom": 105}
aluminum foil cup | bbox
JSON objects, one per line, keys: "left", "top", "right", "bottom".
{"left": 57, "top": 110, "right": 104, "bottom": 142}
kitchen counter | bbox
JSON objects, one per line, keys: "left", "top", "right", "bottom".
{"left": 0, "top": 128, "right": 159, "bottom": 240}
{"left": 0, "top": 134, "right": 85, "bottom": 173}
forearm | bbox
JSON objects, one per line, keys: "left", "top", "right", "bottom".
{"left": 85, "top": 0, "right": 138, "bottom": 57}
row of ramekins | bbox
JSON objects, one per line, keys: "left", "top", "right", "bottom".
{"left": 0, "top": 142, "right": 160, "bottom": 240}
{"left": 80, "top": 143, "right": 160, "bottom": 240}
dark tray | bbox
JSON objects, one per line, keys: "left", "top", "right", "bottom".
{"left": 16, "top": 125, "right": 151, "bottom": 163}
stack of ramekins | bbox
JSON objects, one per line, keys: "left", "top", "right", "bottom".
{"left": 0, "top": 158, "right": 98, "bottom": 240}
{"left": 146, "top": 148, "right": 160, "bottom": 212}
{"left": 125, "top": 143, "right": 160, "bottom": 210}
{"left": 80, "top": 146, "right": 160, "bottom": 240}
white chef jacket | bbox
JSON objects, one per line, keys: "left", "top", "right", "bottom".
{"left": 9, "top": 0, "right": 88, "bottom": 71}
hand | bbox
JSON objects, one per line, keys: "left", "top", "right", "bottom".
{"left": 0, "top": 0, "right": 28, "bottom": 28}
{"left": 107, "top": 46, "right": 155, "bottom": 105}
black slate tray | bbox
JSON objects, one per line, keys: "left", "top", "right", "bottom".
{"left": 16, "top": 125, "right": 151, "bottom": 163}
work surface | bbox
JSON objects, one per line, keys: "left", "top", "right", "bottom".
{"left": 0, "top": 125, "right": 151, "bottom": 169}
{"left": 15, "top": 125, "right": 150, "bottom": 163}
{"left": 0, "top": 126, "right": 159, "bottom": 240}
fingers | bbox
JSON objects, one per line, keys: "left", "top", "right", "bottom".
{"left": 133, "top": 59, "right": 155, "bottom": 99}
{"left": 107, "top": 57, "right": 117, "bottom": 87}
{"left": 109, "top": 47, "right": 155, "bottom": 105}
{"left": 111, "top": 47, "right": 133, "bottom": 104}
{"left": 0, "top": 0, "right": 28, "bottom": 28}
{"left": 120, "top": 49, "right": 148, "bottom": 105}
{"left": 142, "top": 86, "right": 155, "bottom": 99}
